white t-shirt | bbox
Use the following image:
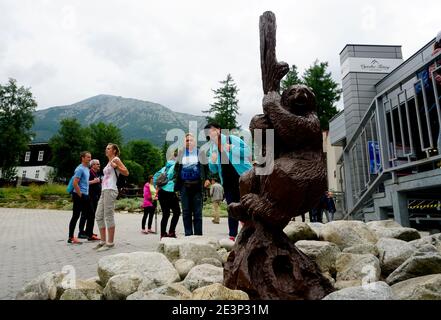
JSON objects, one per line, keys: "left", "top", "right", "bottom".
{"left": 102, "top": 157, "right": 120, "bottom": 191}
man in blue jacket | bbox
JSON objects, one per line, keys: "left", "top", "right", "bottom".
{"left": 204, "top": 123, "right": 252, "bottom": 241}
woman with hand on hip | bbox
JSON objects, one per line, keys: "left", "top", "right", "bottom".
{"left": 94, "top": 143, "right": 129, "bottom": 252}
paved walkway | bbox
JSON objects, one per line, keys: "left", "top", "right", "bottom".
{"left": 0, "top": 208, "right": 232, "bottom": 300}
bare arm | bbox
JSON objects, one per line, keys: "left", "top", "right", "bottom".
{"left": 112, "top": 158, "right": 129, "bottom": 176}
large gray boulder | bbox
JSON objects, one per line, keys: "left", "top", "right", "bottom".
{"left": 16, "top": 271, "right": 64, "bottom": 300}
{"left": 174, "top": 259, "right": 195, "bottom": 280}
{"left": 367, "top": 220, "right": 421, "bottom": 242}
{"left": 103, "top": 273, "right": 144, "bottom": 300}
{"left": 199, "top": 258, "right": 223, "bottom": 268}
{"left": 386, "top": 245, "right": 441, "bottom": 285}
{"left": 366, "top": 220, "right": 402, "bottom": 229}
{"left": 182, "top": 264, "right": 224, "bottom": 292}
{"left": 335, "top": 253, "right": 381, "bottom": 289}
{"left": 191, "top": 283, "right": 249, "bottom": 300}
{"left": 409, "top": 234, "right": 441, "bottom": 253}
{"left": 158, "top": 236, "right": 221, "bottom": 264}
{"left": 323, "top": 282, "right": 395, "bottom": 300}
{"left": 179, "top": 242, "right": 222, "bottom": 265}
{"left": 295, "top": 240, "right": 341, "bottom": 276}
{"left": 343, "top": 243, "right": 379, "bottom": 256}
{"left": 283, "top": 221, "right": 318, "bottom": 243}
{"left": 219, "top": 238, "right": 235, "bottom": 252}
{"left": 59, "top": 289, "right": 89, "bottom": 300}
{"left": 376, "top": 238, "right": 415, "bottom": 275}
{"left": 148, "top": 283, "right": 193, "bottom": 300}
{"left": 320, "top": 221, "right": 378, "bottom": 250}
{"left": 58, "top": 279, "right": 103, "bottom": 300}
{"left": 373, "top": 228, "right": 421, "bottom": 242}
{"left": 217, "top": 248, "right": 230, "bottom": 265}
{"left": 97, "top": 252, "right": 180, "bottom": 286}
{"left": 307, "top": 222, "right": 325, "bottom": 238}
{"left": 126, "top": 292, "right": 178, "bottom": 300}
{"left": 391, "top": 274, "right": 441, "bottom": 300}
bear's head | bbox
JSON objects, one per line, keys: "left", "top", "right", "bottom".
{"left": 281, "top": 85, "right": 316, "bottom": 116}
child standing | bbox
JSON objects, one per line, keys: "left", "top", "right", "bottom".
{"left": 141, "top": 175, "right": 157, "bottom": 234}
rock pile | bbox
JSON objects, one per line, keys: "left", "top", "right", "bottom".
{"left": 16, "top": 222, "right": 441, "bottom": 300}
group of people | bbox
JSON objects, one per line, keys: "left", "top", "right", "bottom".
{"left": 67, "top": 143, "right": 129, "bottom": 252}
{"left": 144, "top": 123, "right": 252, "bottom": 241}
{"left": 67, "top": 123, "right": 253, "bottom": 250}
{"left": 67, "top": 123, "right": 340, "bottom": 249}
{"left": 307, "top": 191, "right": 337, "bottom": 223}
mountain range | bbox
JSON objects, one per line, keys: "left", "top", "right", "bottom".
{"left": 32, "top": 95, "right": 207, "bottom": 146}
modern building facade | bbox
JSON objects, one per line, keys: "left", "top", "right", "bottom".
{"left": 329, "top": 37, "right": 441, "bottom": 230}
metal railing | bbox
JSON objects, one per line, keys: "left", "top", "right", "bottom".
{"left": 343, "top": 50, "right": 441, "bottom": 219}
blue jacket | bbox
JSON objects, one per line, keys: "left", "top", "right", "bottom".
{"left": 153, "top": 160, "right": 176, "bottom": 193}
{"left": 207, "top": 134, "right": 252, "bottom": 185}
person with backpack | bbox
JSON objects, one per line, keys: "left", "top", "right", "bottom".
{"left": 94, "top": 143, "right": 129, "bottom": 252}
{"left": 78, "top": 159, "right": 101, "bottom": 240}
{"left": 141, "top": 175, "right": 157, "bottom": 234}
{"left": 173, "top": 133, "right": 210, "bottom": 236}
{"left": 67, "top": 151, "right": 93, "bottom": 244}
{"left": 153, "top": 150, "right": 181, "bottom": 239}
{"left": 204, "top": 123, "right": 252, "bottom": 241}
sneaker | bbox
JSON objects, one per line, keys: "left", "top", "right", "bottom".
{"left": 97, "top": 243, "right": 115, "bottom": 252}
{"left": 229, "top": 236, "right": 236, "bottom": 242}
{"left": 68, "top": 237, "right": 82, "bottom": 245}
{"left": 160, "top": 233, "right": 168, "bottom": 240}
{"left": 93, "top": 242, "right": 106, "bottom": 250}
{"left": 141, "top": 229, "right": 149, "bottom": 234}
{"left": 88, "top": 235, "right": 101, "bottom": 241}
{"left": 78, "top": 233, "right": 88, "bottom": 239}
{"left": 167, "top": 231, "right": 177, "bottom": 238}
{"left": 147, "top": 229, "right": 156, "bottom": 234}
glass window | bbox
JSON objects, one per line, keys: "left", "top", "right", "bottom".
{"left": 22, "top": 171, "right": 27, "bottom": 178}
{"left": 35, "top": 170, "right": 40, "bottom": 179}
{"left": 38, "top": 151, "right": 44, "bottom": 162}
{"left": 25, "top": 152, "right": 31, "bottom": 162}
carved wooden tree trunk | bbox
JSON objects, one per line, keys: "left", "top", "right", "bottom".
{"left": 223, "top": 11, "right": 334, "bottom": 300}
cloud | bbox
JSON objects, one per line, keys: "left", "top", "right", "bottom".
{"left": 1, "top": 0, "right": 440, "bottom": 128}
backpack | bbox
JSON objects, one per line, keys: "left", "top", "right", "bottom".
{"left": 66, "top": 176, "right": 74, "bottom": 194}
{"left": 66, "top": 164, "right": 81, "bottom": 194}
{"left": 156, "top": 163, "right": 173, "bottom": 188}
{"left": 114, "top": 168, "right": 127, "bottom": 193}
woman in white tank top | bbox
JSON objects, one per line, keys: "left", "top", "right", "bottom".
{"left": 94, "top": 143, "right": 129, "bottom": 252}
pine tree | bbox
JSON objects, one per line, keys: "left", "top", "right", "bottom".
{"left": 204, "top": 74, "right": 240, "bottom": 130}
{"left": 0, "top": 79, "right": 37, "bottom": 181}
{"left": 302, "top": 60, "right": 341, "bottom": 130}
{"left": 281, "top": 65, "right": 302, "bottom": 92}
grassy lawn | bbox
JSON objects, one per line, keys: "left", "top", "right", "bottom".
{"left": 0, "top": 185, "right": 229, "bottom": 217}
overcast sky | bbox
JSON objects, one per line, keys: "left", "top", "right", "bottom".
{"left": 1, "top": 0, "right": 440, "bottom": 127}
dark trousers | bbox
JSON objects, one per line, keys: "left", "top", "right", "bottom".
{"left": 70, "top": 193, "right": 93, "bottom": 238}
{"left": 142, "top": 203, "right": 156, "bottom": 230}
{"left": 158, "top": 190, "right": 181, "bottom": 236}
{"left": 180, "top": 184, "right": 203, "bottom": 236}
{"left": 310, "top": 208, "right": 323, "bottom": 223}
{"left": 79, "top": 193, "right": 99, "bottom": 236}
{"left": 225, "top": 187, "right": 240, "bottom": 238}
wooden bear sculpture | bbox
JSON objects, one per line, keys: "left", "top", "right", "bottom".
{"left": 224, "top": 11, "right": 334, "bottom": 300}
